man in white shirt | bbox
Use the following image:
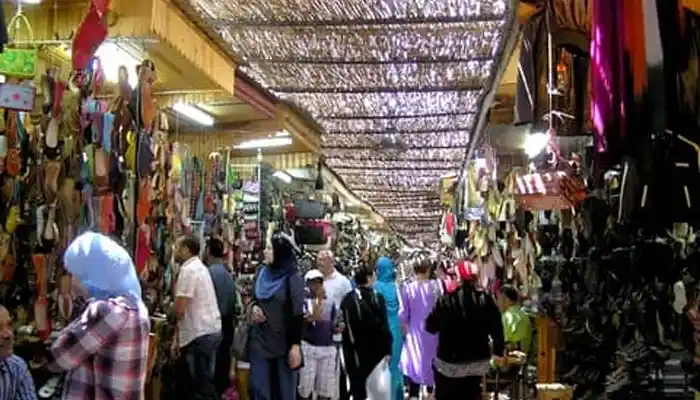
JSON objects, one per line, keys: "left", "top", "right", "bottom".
{"left": 173, "top": 235, "right": 222, "bottom": 400}
{"left": 317, "top": 250, "right": 352, "bottom": 400}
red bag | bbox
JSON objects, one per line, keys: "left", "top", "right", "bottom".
{"left": 515, "top": 171, "right": 585, "bottom": 210}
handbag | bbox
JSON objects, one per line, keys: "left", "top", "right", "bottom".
{"left": 0, "top": 83, "right": 35, "bottom": 111}
{"left": 232, "top": 306, "right": 251, "bottom": 361}
{"left": 292, "top": 199, "right": 326, "bottom": 219}
{"left": 295, "top": 220, "right": 331, "bottom": 245}
{"left": 0, "top": 12, "right": 37, "bottom": 78}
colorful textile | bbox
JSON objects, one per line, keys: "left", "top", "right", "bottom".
{"left": 398, "top": 279, "right": 441, "bottom": 386}
{"left": 51, "top": 297, "right": 150, "bottom": 400}
{"left": 374, "top": 257, "right": 404, "bottom": 400}
{"left": 591, "top": 0, "right": 627, "bottom": 156}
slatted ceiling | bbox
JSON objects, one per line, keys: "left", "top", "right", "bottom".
{"left": 225, "top": 152, "right": 317, "bottom": 179}
{"left": 229, "top": 152, "right": 317, "bottom": 170}
{"left": 172, "top": 129, "right": 316, "bottom": 168}
{"left": 172, "top": 131, "right": 233, "bottom": 158}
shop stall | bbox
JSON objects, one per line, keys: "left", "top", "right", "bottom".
{"left": 0, "top": 0, "right": 332, "bottom": 396}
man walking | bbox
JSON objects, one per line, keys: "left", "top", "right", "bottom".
{"left": 174, "top": 235, "right": 222, "bottom": 399}
{"left": 206, "top": 237, "right": 237, "bottom": 395}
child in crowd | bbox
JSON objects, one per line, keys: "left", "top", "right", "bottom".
{"left": 298, "top": 269, "right": 341, "bottom": 400}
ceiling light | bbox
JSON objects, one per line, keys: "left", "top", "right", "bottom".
{"left": 20, "top": 0, "right": 42, "bottom": 4}
{"left": 273, "top": 171, "right": 293, "bottom": 184}
{"left": 172, "top": 103, "right": 215, "bottom": 126}
{"left": 95, "top": 43, "right": 140, "bottom": 88}
{"left": 274, "top": 130, "right": 291, "bottom": 137}
{"left": 65, "top": 43, "right": 140, "bottom": 88}
{"left": 524, "top": 132, "right": 549, "bottom": 158}
{"left": 234, "top": 136, "right": 293, "bottom": 150}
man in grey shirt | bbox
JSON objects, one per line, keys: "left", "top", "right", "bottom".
{"left": 206, "top": 238, "right": 237, "bottom": 395}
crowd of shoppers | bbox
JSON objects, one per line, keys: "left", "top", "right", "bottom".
{"left": 0, "top": 229, "right": 534, "bottom": 400}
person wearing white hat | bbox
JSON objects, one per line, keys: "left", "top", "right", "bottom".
{"left": 298, "top": 269, "right": 341, "bottom": 400}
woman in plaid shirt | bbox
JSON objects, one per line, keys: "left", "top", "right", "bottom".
{"left": 51, "top": 232, "right": 150, "bottom": 400}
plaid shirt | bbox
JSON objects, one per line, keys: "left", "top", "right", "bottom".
{"left": 51, "top": 297, "right": 150, "bottom": 400}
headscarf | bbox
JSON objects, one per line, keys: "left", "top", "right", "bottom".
{"left": 63, "top": 232, "right": 142, "bottom": 305}
{"left": 374, "top": 256, "right": 399, "bottom": 313}
{"left": 255, "top": 231, "right": 299, "bottom": 300}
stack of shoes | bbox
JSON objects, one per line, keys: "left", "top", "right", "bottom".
{"left": 603, "top": 341, "right": 664, "bottom": 399}
{"left": 544, "top": 235, "right": 678, "bottom": 399}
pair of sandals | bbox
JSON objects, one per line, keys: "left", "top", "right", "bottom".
{"left": 38, "top": 376, "right": 63, "bottom": 399}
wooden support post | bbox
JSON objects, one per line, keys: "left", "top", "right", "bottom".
{"left": 536, "top": 315, "right": 557, "bottom": 383}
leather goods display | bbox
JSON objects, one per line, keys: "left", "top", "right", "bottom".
{"left": 295, "top": 220, "right": 331, "bottom": 245}
{"left": 292, "top": 199, "right": 326, "bottom": 219}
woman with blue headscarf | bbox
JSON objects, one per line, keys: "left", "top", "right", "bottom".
{"left": 51, "top": 232, "right": 151, "bottom": 398}
{"left": 375, "top": 256, "right": 405, "bottom": 400}
{"left": 248, "top": 230, "right": 305, "bottom": 400}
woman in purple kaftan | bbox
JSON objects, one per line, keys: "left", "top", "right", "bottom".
{"left": 399, "top": 258, "right": 442, "bottom": 398}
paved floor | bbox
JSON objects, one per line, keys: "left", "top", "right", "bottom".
{"left": 663, "top": 355, "right": 694, "bottom": 399}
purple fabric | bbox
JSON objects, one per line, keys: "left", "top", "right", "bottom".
{"left": 590, "top": 0, "right": 627, "bottom": 158}
{"left": 398, "top": 279, "right": 441, "bottom": 386}
{"left": 302, "top": 296, "right": 336, "bottom": 346}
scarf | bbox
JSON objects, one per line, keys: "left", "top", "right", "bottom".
{"left": 255, "top": 261, "right": 295, "bottom": 300}
{"left": 63, "top": 231, "right": 142, "bottom": 306}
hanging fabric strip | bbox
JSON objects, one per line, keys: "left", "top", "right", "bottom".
{"left": 590, "top": 0, "right": 627, "bottom": 158}
{"left": 643, "top": 0, "right": 666, "bottom": 133}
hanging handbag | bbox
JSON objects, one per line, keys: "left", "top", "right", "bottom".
{"left": 292, "top": 199, "right": 326, "bottom": 219}
{"left": 295, "top": 220, "right": 331, "bottom": 245}
{"left": 0, "top": 83, "right": 35, "bottom": 111}
{"left": 0, "top": 12, "right": 37, "bottom": 78}
{"left": 232, "top": 303, "right": 251, "bottom": 361}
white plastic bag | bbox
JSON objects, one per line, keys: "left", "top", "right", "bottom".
{"left": 365, "top": 358, "right": 391, "bottom": 400}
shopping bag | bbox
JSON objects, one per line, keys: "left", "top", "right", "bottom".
{"left": 0, "top": 13, "right": 38, "bottom": 78}
{"left": 365, "top": 358, "right": 391, "bottom": 400}
{"left": 0, "top": 83, "right": 36, "bottom": 111}
{"left": 0, "top": 48, "right": 38, "bottom": 78}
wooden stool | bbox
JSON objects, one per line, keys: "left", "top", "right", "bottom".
{"left": 536, "top": 316, "right": 558, "bottom": 383}
{"left": 536, "top": 383, "right": 572, "bottom": 400}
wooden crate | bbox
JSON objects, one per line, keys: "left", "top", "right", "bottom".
{"left": 536, "top": 383, "right": 572, "bottom": 400}
{"left": 536, "top": 315, "right": 557, "bottom": 383}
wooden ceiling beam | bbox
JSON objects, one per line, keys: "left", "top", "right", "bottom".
{"left": 111, "top": 0, "right": 236, "bottom": 96}
{"left": 275, "top": 105, "right": 322, "bottom": 154}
